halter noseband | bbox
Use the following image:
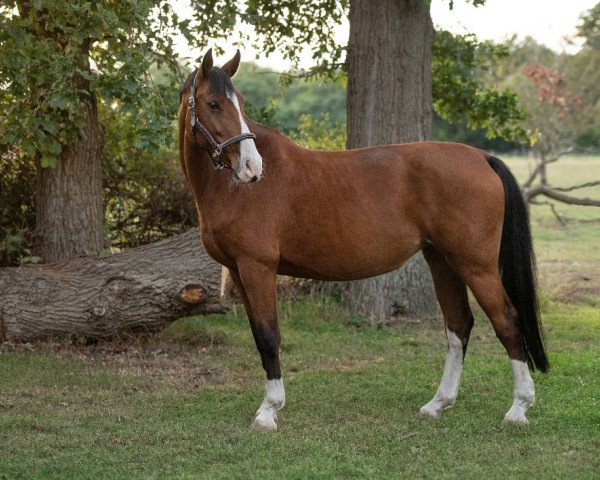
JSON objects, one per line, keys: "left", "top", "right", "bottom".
{"left": 187, "top": 75, "right": 256, "bottom": 171}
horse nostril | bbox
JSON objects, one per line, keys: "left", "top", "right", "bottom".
{"left": 250, "top": 175, "right": 259, "bottom": 183}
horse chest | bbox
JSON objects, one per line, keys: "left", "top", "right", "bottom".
{"left": 198, "top": 220, "right": 237, "bottom": 268}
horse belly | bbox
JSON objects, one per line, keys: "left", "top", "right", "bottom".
{"left": 278, "top": 222, "right": 422, "bottom": 281}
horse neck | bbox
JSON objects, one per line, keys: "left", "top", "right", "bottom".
{"left": 182, "top": 143, "right": 220, "bottom": 206}
{"left": 247, "top": 119, "right": 301, "bottom": 163}
{"left": 182, "top": 119, "right": 301, "bottom": 208}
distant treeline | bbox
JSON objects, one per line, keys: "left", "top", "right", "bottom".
{"left": 234, "top": 62, "right": 523, "bottom": 152}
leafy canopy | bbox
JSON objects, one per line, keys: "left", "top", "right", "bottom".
{"left": 192, "top": 0, "right": 348, "bottom": 72}
{"left": 577, "top": 1, "right": 600, "bottom": 50}
{"left": 0, "top": 1, "right": 195, "bottom": 168}
{"left": 191, "top": 0, "right": 527, "bottom": 141}
{"left": 432, "top": 31, "right": 527, "bottom": 141}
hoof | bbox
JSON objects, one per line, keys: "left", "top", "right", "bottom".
{"left": 419, "top": 398, "right": 454, "bottom": 418}
{"left": 419, "top": 405, "right": 442, "bottom": 418}
{"left": 503, "top": 412, "right": 529, "bottom": 424}
{"left": 251, "top": 414, "right": 278, "bottom": 431}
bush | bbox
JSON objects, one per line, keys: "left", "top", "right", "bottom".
{"left": 0, "top": 123, "right": 197, "bottom": 266}
{"left": 290, "top": 114, "right": 346, "bottom": 150}
{"left": 0, "top": 148, "right": 36, "bottom": 267}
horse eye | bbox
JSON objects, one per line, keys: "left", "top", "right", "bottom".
{"left": 208, "top": 100, "right": 219, "bottom": 111}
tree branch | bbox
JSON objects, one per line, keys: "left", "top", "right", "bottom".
{"left": 525, "top": 185, "right": 600, "bottom": 206}
{"left": 529, "top": 198, "right": 567, "bottom": 226}
{"left": 550, "top": 181, "right": 600, "bottom": 192}
{"left": 278, "top": 62, "right": 346, "bottom": 81}
{"left": 522, "top": 147, "right": 574, "bottom": 188}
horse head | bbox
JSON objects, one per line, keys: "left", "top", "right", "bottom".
{"left": 186, "top": 49, "right": 262, "bottom": 184}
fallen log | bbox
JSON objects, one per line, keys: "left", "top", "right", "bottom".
{"left": 0, "top": 229, "right": 225, "bottom": 342}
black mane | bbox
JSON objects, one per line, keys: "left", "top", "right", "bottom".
{"left": 179, "top": 67, "right": 234, "bottom": 102}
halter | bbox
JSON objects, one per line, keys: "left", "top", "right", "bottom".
{"left": 187, "top": 75, "right": 256, "bottom": 170}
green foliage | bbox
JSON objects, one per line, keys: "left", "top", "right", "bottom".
{"left": 500, "top": 7, "right": 600, "bottom": 151}
{"left": 245, "top": 100, "right": 283, "bottom": 130}
{"left": 233, "top": 63, "right": 280, "bottom": 109}
{"left": 0, "top": 147, "right": 36, "bottom": 267}
{"left": 432, "top": 31, "right": 529, "bottom": 142}
{"left": 192, "top": 0, "right": 348, "bottom": 73}
{"left": 577, "top": 2, "right": 600, "bottom": 50}
{"left": 274, "top": 76, "right": 346, "bottom": 131}
{"left": 100, "top": 104, "right": 197, "bottom": 249}
{"left": 569, "top": 4, "right": 600, "bottom": 147}
{"left": 234, "top": 60, "right": 524, "bottom": 149}
{"left": 290, "top": 114, "right": 346, "bottom": 150}
{"left": 190, "top": 2, "right": 528, "bottom": 143}
{"left": 432, "top": 114, "right": 522, "bottom": 151}
{"left": 497, "top": 31, "right": 600, "bottom": 152}
{"left": 0, "top": 1, "right": 194, "bottom": 168}
{"left": 231, "top": 62, "right": 345, "bottom": 137}
{"left": 234, "top": 62, "right": 346, "bottom": 132}
{"left": 0, "top": 230, "right": 42, "bottom": 267}
{"left": 0, "top": 1, "right": 202, "bottom": 263}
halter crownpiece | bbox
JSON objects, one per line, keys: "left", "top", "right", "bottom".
{"left": 187, "top": 74, "right": 256, "bottom": 171}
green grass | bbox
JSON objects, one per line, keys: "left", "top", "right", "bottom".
{"left": 1, "top": 155, "right": 599, "bottom": 479}
{"left": 1, "top": 298, "right": 600, "bottom": 479}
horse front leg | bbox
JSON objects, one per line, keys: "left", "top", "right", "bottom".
{"left": 228, "top": 263, "right": 285, "bottom": 431}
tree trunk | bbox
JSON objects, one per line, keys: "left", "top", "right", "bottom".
{"left": 344, "top": 0, "right": 438, "bottom": 319}
{"left": 0, "top": 229, "right": 225, "bottom": 342}
{"left": 34, "top": 58, "right": 104, "bottom": 263}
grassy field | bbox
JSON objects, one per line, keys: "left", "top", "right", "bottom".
{"left": 1, "top": 155, "right": 599, "bottom": 479}
{"left": 504, "top": 155, "right": 600, "bottom": 306}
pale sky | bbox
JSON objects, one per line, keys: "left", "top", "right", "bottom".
{"left": 430, "top": 0, "right": 597, "bottom": 53}
{"left": 176, "top": 0, "right": 598, "bottom": 70}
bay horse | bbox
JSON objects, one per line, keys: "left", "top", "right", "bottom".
{"left": 178, "top": 49, "right": 548, "bottom": 431}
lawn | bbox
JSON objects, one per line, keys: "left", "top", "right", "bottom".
{"left": 1, "top": 155, "right": 599, "bottom": 479}
{"left": 504, "top": 155, "right": 600, "bottom": 306}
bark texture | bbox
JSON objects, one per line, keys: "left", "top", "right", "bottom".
{"left": 35, "top": 92, "right": 104, "bottom": 263}
{"left": 34, "top": 52, "right": 104, "bottom": 263}
{"left": 344, "top": 0, "right": 438, "bottom": 319}
{"left": 0, "top": 229, "right": 224, "bottom": 342}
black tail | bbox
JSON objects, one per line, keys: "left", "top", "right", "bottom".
{"left": 487, "top": 155, "right": 549, "bottom": 373}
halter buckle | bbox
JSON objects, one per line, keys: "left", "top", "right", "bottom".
{"left": 212, "top": 146, "right": 222, "bottom": 160}
{"left": 187, "top": 96, "right": 195, "bottom": 110}
{"left": 210, "top": 146, "right": 226, "bottom": 170}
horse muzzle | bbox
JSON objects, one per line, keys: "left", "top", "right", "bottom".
{"left": 234, "top": 156, "right": 263, "bottom": 184}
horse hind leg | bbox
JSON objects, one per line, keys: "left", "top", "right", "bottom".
{"left": 419, "top": 246, "right": 474, "bottom": 418}
{"left": 457, "top": 266, "right": 535, "bottom": 424}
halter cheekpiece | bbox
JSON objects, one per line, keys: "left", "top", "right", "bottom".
{"left": 187, "top": 74, "right": 256, "bottom": 170}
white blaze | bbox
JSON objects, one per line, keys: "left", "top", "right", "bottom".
{"left": 227, "top": 90, "right": 262, "bottom": 181}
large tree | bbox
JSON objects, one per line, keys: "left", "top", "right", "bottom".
{"left": 344, "top": 0, "right": 437, "bottom": 318}
{"left": 192, "top": 0, "right": 527, "bottom": 318}
{"left": 0, "top": 1, "right": 194, "bottom": 262}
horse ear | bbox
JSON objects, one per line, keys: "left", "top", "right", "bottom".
{"left": 201, "top": 48, "right": 213, "bottom": 78}
{"left": 222, "top": 49, "right": 241, "bottom": 77}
